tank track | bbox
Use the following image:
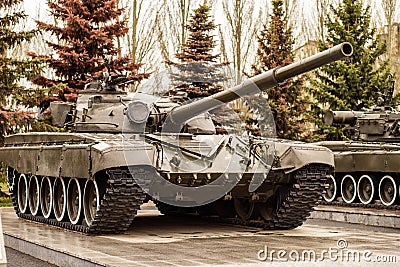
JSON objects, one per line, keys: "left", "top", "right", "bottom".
{"left": 157, "top": 164, "right": 329, "bottom": 230}
{"left": 320, "top": 201, "right": 400, "bottom": 210}
{"left": 222, "top": 165, "right": 329, "bottom": 229}
{"left": 10, "top": 168, "right": 147, "bottom": 234}
{"left": 10, "top": 165, "right": 331, "bottom": 232}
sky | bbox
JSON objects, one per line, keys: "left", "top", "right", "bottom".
{"left": 24, "top": 0, "right": 48, "bottom": 23}
{"left": 24, "top": 0, "right": 399, "bottom": 21}
{"left": 23, "top": 0, "right": 398, "bottom": 32}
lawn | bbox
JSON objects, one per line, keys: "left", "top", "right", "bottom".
{"left": 0, "top": 181, "right": 12, "bottom": 207}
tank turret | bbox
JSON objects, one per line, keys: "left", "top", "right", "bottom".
{"left": 324, "top": 75, "right": 400, "bottom": 142}
{"left": 51, "top": 43, "right": 353, "bottom": 134}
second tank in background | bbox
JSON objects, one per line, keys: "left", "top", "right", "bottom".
{"left": 319, "top": 75, "right": 400, "bottom": 208}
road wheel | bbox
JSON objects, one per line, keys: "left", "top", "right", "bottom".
{"left": 28, "top": 176, "right": 40, "bottom": 215}
{"left": 53, "top": 177, "right": 67, "bottom": 222}
{"left": 379, "top": 176, "right": 397, "bottom": 206}
{"left": 341, "top": 175, "right": 357, "bottom": 204}
{"left": 40, "top": 177, "right": 53, "bottom": 219}
{"left": 357, "top": 175, "right": 375, "bottom": 205}
{"left": 83, "top": 179, "right": 100, "bottom": 226}
{"left": 323, "top": 175, "right": 337, "bottom": 202}
{"left": 67, "top": 178, "right": 83, "bottom": 225}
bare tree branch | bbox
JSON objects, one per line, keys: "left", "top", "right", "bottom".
{"left": 220, "top": 0, "right": 268, "bottom": 84}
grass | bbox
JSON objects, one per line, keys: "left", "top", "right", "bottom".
{"left": 0, "top": 181, "right": 8, "bottom": 190}
{"left": 0, "top": 197, "right": 13, "bottom": 207}
{"left": 0, "top": 181, "right": 12, "bottom": 207}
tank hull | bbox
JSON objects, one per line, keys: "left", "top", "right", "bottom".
{"left": 0, "top": 132, "right": 333, "bottom": 234}
{"left": 318, "top": 141, "right": 400, "bottom": 207}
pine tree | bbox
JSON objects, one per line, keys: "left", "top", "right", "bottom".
{"left": 168, "top": 4, "right": 227, "bottom": 99}
{"left": 310, "top": 0, "right": 392, "bottom": 141}
{"left": 248, "top": 0, "right": 309, "bottom": 140}
{"left": 0, "top": 0, "right": 45, "bottom": 145}
{"left": 31, "top": 0, "right": 148, "bottom": 102}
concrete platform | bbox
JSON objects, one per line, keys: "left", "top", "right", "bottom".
{"left": 1, "top": 204, "right": 400, "bottom": 267}
{"left": 310, "top": 205, "right": 400, "bottom": 228}
{"left": 0, "top": 217, "right": 7, "bottom": 266}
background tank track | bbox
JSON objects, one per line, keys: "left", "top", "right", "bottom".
{"left": 9, "top": 168, "right": 146, "bottom": 234}
{"left": 321, "top": 200, "right": 400, "bottom": 210}
{"left": 321, "top": 173, "right": 400, "bottom": 210}
{"left": 157, "top": 164, "right": 330, "bottom": 230}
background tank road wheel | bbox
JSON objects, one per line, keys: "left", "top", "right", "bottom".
{"left": 379, "top": 176, "right": 398, "bottom": 206}
{"left": 83, "top": 179, "right": 100, "bottom": 226}
{"left": 40, "top": 177, "right": 53, "bottom": 219}
{"left": 341, "top": 175, "right": 357, "bottom": 204}
{"left": 67, "top": 178, "right": 83, "bottom": 225}
{"left": 53, "top": 177, "right": 67, "bottom": 222}
{"left": 357, "top": 175, "right": 375, "bottom": 205}
{"left": 28, "top": 176, "right": 40, "bottom": 216}
{"left": 323, "top": 175, "right": 337, "bottom": 202}
{"left": 17, "top": 174, "right": 29, "bottom": 214}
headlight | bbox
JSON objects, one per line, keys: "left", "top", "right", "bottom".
{"left": 126, "top": 101, "right": 150, "bottom": 124}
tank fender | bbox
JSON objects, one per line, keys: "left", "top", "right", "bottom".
{"left": 90, "top": 141, "right": 157, "bottom": 175}
{"left": 0, "top": 147, "right": 24, "bottom": 173}
{"left": 275, "top": 143, "right": 334, "bottom": 173}
{"left": 0, "top": 144, "right": 92, "bottom": 178}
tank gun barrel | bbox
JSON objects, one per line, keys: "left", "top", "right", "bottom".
{"left": 168, "top": 42, "right": 353, "bottom": 125}
{"left": 324, "top": 110, "right": 364, "bottom": 126}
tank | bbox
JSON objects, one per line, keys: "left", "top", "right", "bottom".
{"left": 319, "top": 75, "right": 400, "bottom": 208}
{"left": 0, "top": 43, "right": 353, "bottom": 234}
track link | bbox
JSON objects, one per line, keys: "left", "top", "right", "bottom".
{"left": 157, "top": 164, "right": 330, "bottom": 230}
{"left": 223, "top": 164, "right": 329, "bottom": 229}
{"left": 321, "top": 201, "right": 400, "bottom": 210}
{"left": 11, "top": 168, "right": 147, "bottom": 234}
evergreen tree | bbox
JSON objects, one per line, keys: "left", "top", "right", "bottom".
{"left": 168, "top": 4, "right": 227, "bottom": 99}
{"left": 31, "top": 0, "right": 148, "bottom": 102}
{"left": 248, "top": 0, "right": 309, "bottom": 140}
{"left": 0, "top": 0, "right": 46, "bottom": 145}
{"left": 310, "top": 0, "right": 392, "bottom": 141}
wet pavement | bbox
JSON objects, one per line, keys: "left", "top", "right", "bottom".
{"left": 5, "top": 247, "right": 56, "bottom": 267}
{"left": 310, "top": 205, "right": 400, "bottom": 228}
{"left": 1, "top": 204, "right": 400, "bottom": 266}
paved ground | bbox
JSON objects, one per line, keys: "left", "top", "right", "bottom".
{"left": 1, "top": 205, "right": 400, "bottom": 266}
{"left": 310, "top": 205, "right": 400, "bottom": 228}
{"left": 5, "top": 247, "right": 55, "bottom": 267}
